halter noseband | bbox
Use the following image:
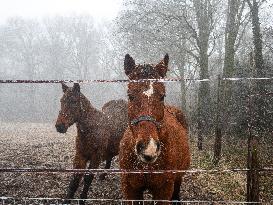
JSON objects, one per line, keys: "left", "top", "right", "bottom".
{"left": 130, "top": 115, "right": 162, "bottom": 129}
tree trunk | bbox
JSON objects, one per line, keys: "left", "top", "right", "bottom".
{"left": 178, "top": 57, "right": 187, "bottom": 113}
{"left": 246, "top": 1, "right": 264, "bottom": 199}
{"left": 197, "top": 49, "right": 210, "bottom": 150}
{"left": 213, "top": 75, "right": 223, "bottom": 165}
{"left": 247, "top": 133, "right": 260, "bottom": 203}
{"left": 197, "top": 29, "right": 210, "bottom": 149}
{"left": 222, "top": 0, "right": 245, "bottom": 134}
{"left": 247, "top": 0, "right": 267, "bottom": 133}
{"left": 223, "top": 0, "right": 244, "bottom": 78}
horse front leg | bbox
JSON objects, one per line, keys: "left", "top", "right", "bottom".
{"left": 151, "top": 182, "right": 174, "bottom": 205}
{"left": 79, "top": 157, "right": 100, "bottom": 205}
{"left": 122, "top": 188, "right": 144, "bottom": 205}
{"left": 171, "top": 177, "right": 182, "bottom": 205}
{"left": 121, "top": 176, "right": 144, "bottom": 205}
{"left": 65, "top": 154, "right": 87, "bottom": 204}
{"left": 99, "top": 155, "right": 113, "bottom": 180}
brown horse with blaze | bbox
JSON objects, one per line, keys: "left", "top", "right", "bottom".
{"left": 119, "top": 54, "right": 190, "bottom": 204}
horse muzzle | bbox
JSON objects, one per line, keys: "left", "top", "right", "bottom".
{"left": 135, "top": 138, "right": 161, "bottom": 163}
{"left": 55, "top": 123, "right": 68, "bottom": 133}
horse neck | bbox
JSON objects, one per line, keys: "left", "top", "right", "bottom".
{"left": 76, "top": 96, "right": 103, "bottom": 132}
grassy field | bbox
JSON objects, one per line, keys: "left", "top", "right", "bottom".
{"left": 0, "top": 122, "right": 272, "bottom": 204}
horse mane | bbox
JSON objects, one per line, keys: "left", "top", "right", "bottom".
{"left": 79, "top": 93, "right": 99, "bottom": 113}
{"left": 165, "top": 105, "right": 188, "bottom": 131}
{"left": 77, "top": 93, "right": 103, "bottom": 127}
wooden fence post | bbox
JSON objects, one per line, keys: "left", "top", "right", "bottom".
{"left": 246, "top": 94, "right": 260, "bottom": 203}
{"left": 213, "top": 75, "right": 222, "bottom": 165}
{"left": 247, "top": 137, "right": 260, "bottom": 203}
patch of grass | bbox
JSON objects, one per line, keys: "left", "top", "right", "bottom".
{"left": 188, "top": 134, "right": 272, "bottom": 202}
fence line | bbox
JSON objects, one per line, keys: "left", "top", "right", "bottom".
{"left": 1, "top": 76, "right": 272, "bottom": 204}
{"left": 0, "top": 196, "right": 270, "bottom": 204}
{"left": 0, "top": 168, "right": 272, "bottom": 174}
{"left": 0, "top": 77, "right": 273, "bottom": 84}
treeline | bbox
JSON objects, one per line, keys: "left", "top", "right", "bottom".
{"left": 0, "top": 16, "right": 125, "bottom": 122}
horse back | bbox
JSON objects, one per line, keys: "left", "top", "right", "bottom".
{"left": 102, "top": 100, "right": 128, "bottom": 128}
{"left": 102, "top": 99, "right": 128, "bottom": 156}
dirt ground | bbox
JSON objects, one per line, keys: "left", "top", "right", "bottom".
{"left": 0, "top": 122, "right": 272, "bottom": 204}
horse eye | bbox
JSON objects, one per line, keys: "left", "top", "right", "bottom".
{"left": 128, "top": 94, "right": 135, "bottom": 101}
{"left": 160, "top": 94, "right": 165, "bottom": 101}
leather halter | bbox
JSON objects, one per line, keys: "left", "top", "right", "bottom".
{"left": 130, "top": 115, "right": 162, "bottom": 129}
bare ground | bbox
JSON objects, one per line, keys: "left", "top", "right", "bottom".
{"left": 0, "top": 122, "right": 272, "bottom": 204}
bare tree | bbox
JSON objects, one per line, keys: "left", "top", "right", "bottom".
{"left": 223, "top": 0, "right": 247, "bottom": 78}
{"left": 189, "top": 0, "right": 219, "bottom": 150}
{"left": 247, "top": 0, "right": 268, "bottom": 133}
{"left": 176, "top": 0, "right": 222, "bottom": 149}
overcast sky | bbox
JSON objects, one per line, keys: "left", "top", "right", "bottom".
{"left": 0, "top": 0, "right": 123, "bottom": 23}
{"left": 0, "top": 0, "right": 272, "bottom": 24}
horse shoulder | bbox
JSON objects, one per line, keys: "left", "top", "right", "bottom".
{"left": 164, "top": 110, "right": 187, "bottom": 140}
{"left": 164, "top": 111, "right": 191, "bottom": 170}
{"left": 165, "top": 105, "right": 188, "bottom": 131}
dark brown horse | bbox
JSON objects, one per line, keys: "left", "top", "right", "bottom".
{"left": 55, "top": 83, "right": 127, "bottom": 204}
{"left": 119, "top": 54, "right": 190, "bottom": 205}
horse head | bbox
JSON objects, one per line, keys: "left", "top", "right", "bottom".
{"left": 55, "top": 83, "right": 82, "bottom": 133}
{"left": 124, "top": 54, "right": 169, "bottom": 164}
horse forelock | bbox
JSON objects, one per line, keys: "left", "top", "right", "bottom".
{"left": 127, "top": 80, "right": 165, "bottom": 123}
{"left": 128, "top": 64, "right": 162, "bottom": 80}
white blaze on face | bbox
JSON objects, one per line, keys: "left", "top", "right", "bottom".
{"left": 144, "top": 138, "right": 158, "bottom": 157}
{"left": 143, "top": 82, "right": 154, "bottom": 99}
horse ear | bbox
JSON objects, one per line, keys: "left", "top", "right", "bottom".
{"left": 155, "top": 54, "right": 169, "bottom": 78}
{"left": 124, "top": 54, "right": 136, "bottom": 76}
{"left": 163, "top": 53, "right": 169, "bottom": 66}
{"left": 61, "top": 83, "right": 69, "bottom": 93}
{"left": 73, "top": 83, "right": 80, "bottom": 93}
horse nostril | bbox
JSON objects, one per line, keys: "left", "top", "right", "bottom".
{"left": 136, "top": 142, "right": 145, "bottom": 154}
{"left": 56, "top": 124, "right": 66, "bottom": 133}
{"left": 143, "top": 154, "right": 153, "bottom": 162}
{"left": 156, "top": 141, "right": 161, "bottom": 151}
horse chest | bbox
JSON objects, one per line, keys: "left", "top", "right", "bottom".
{"left": 145, "top": 173, "right": 174, "bottom": 188}
{"left": 125, "top": 172, "right": 174, "bottom": 191}
{"left": 77, "top": 131, "right": 107, "bottom": 160}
